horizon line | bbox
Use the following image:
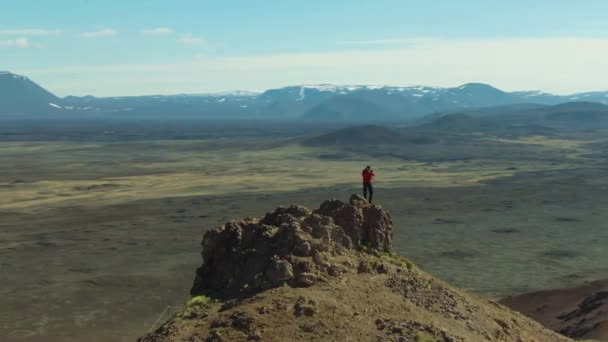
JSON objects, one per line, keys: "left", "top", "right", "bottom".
{"left": 4, "top": 71, "right": 607, "bottom": 99}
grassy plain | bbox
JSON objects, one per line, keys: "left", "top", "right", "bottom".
{"left": 2, "top": 120, "right": 608, "bottom": 341}
{"left": 0, "top": 139, "right": 579, "bottom": 210}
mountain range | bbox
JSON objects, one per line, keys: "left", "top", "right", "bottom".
{"left": 2, "top": 71, "right": 608, "bottom": 120}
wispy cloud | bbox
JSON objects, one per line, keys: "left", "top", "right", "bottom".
{"left": 142, "top": 27, "right": 174, "bottom": 36}
{"left": 80, "top": 28, "right": 117, "bottom": 38}
{"left": 0, "top": 29, "right": 63, "bottom": 36}
{"left": 177, "top": 34, "right": 204, "bottom": 45}
{"left": 0, "top": 37, "right": 29, "bottom": 48}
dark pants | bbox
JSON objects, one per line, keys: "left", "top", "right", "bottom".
{"left": 363, "top": 182, "right": 373, "bottom": 202}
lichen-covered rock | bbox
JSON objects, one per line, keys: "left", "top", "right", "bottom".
{"left": 265, "top": 259, "right": 294, "bottom": 284}
{"left": 261, "top": 205, "right": 311, "bottom": 226}
{"left": 316, "top": 194, "right": 393, "bottom": 251}
{"left": 296, "top": 272, "right": 316, "bottom": 287}
{"left": 362, "top": 205, "right": 393, "bottom": 251}
{"left": 190, "top": 195, "right": 393, "bottom": 298}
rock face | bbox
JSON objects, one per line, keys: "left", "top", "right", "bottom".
{"left": 190, "top": 194, "right": 392, "bottom": 298}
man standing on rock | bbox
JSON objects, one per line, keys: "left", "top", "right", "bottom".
{"left": 362, "top": 165, "right": 375, "bottom": 203}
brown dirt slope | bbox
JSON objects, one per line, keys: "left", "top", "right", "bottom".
{"left": 139, "top": 195, "right": 571, "bottom": 342}
{"left": 501, "top": 279, "right": 608, "bottom": 341}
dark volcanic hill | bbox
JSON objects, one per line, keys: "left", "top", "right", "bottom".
{"left": 414, "top": 111, "right": 557, "bottom": 137}
{"left": 424, "top": 101, "right": 608, "bottom": 133}
{"left": 0, "top": 71, "right": 60, "bottom": 115}
{"left": 419, "top": 113, "right": 486, "bottom": 133}
{"left": 301, "top": 125, "right": 406, "bottom": 146}
{"left": 139, "top": 195, "right": 571, "bottom": 342}
{"left": 542, "top": 102, "right": 608, "bottom": 122}
{"left": 501, "top": 279, "right": 608, "bottom": 341}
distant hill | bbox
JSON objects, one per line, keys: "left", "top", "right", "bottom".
{"left": 0, "top": 71, "right": 60, "bottom": 115}
{"left": 417, "top": 111, "right": 560, "bottom": 137}
{"left": 420, "top": 102, "right": 608, "bottom": 133}
{"left": 423, "top": 113, "right": 483, "bottom": 131}
{"left": 301, "top": 125, "right": 406, "bottom": 146}
{"left": 2, "top": 71, "right": 608, "bottom": 121}
{"left": 302, "top": 89, "right": 432, "bottom": 121}
{"left": 494, "top": 102, "right": 608, "bottom": 128}
{"left": 422, "top": 103, "right": 546, "bottom": 123}
{"left": 541, "top": 102, "right": 608, "bottom": 122}
{"left": 501, "top": 278, "right": 608, "bottom": 341}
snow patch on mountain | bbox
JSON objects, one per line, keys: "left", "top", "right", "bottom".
{"left": 518, "top": 90, "right": 553, "bottom": 97}
{"left": 296, "top": 87, "right": 306, "bottom": 101}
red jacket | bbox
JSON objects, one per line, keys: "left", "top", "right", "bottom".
{"left": 362, "top": 168, "right": 375, "bottom": 183}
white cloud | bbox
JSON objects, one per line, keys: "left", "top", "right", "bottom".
{"left": 80, "top": 28, "right": 117, "bottom": 38}
{"left": 0, "top": 29, "right": 63, "bottom": 36}
{"left": 20, "top": 37, "right": 608, "bottom": 96}
{"left": 177, "top": 34, "right": 204, "bottom": 45}
{"left": 0, "top": 37, "right": 29, "bottom": 48}
{"left": 142, "top": 27, "right": 174, "bottom": 36}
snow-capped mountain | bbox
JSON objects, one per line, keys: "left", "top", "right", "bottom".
{"left": 1, "top": 71, "right": 607, "bottom": 120}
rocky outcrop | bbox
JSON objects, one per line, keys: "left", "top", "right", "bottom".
{"left": 190, "top": 194, "right": 392, "bottom": 298}
{"left": 140, "top": 196, "right": 572, "bottom": 342}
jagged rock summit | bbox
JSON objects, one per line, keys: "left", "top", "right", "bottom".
{"left": 140, "top": 196, "right": 572, "bottom": 342}
{"left": 191, "top": 194, "right": 393, "bottom": 298}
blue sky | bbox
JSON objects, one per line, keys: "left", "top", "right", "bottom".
{"left": 2, "top": 0, "right": 608, "bottom": 96}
